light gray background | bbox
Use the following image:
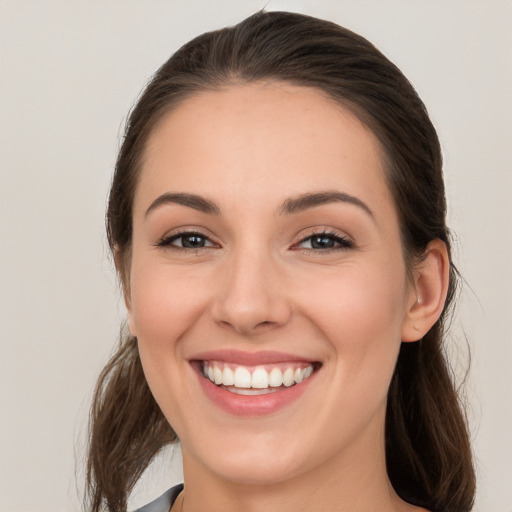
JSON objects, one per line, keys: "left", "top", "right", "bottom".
{"left": 1, "top": 1, "right": 510, "bottom": 511}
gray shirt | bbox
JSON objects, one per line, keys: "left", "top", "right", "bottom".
{"left": 134, "top": 484, "right": 183, "bottom": 512}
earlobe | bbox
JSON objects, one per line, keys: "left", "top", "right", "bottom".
{"left": 127, "top": 309, "right": 137, "bottom": 337}
{"left": 401, "top": 239, "right": 450, "bottom": 342}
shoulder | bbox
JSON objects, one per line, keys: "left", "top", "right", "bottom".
{"left": 133, "top": 484, "right": 184, "bottom": 512}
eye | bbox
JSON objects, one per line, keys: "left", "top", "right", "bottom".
{"left": 295, "top": 231, "right": 352, "bottom": 251}
{"left": 158, "top": 231, "right": 216, "bottom": 249}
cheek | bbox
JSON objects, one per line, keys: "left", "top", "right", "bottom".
{"left": 128, "top": 261, "right": 209, "bottom": 384}
{"left": 300, "top": 261, "right": 406, "bottom": 334}
{"left": 295, "top": 263, "right": 407, "bottom": 391}
{"left": 128, "top": 261, "right": 214, "bottom": 431}
{"left": 130, "top": 261, "right": 204, "bottom": 339}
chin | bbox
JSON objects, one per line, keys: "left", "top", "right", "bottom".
{"left": 188, "top": 430, "right": 325, "bottom": 487}
{"left": 209, "top": 453, "right": 306, "bottom": 486}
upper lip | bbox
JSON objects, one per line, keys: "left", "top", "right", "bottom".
{"left": 189, "top": 349, "right": 316, "bottom": 366}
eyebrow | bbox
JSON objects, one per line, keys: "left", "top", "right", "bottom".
{"left": 145, "top": 192, "right": 221, "bottom": 217}
{"left": 279, "top": 191, "right": 374, "bottom": 218}
{"left": 145, "top": 190, "right": 374, "bottom": 219}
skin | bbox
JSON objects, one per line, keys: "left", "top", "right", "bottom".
{"left": 124, "top": 82, "right": 448, "bottom": 512}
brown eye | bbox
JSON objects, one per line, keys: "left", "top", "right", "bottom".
{"left": 158, "top": 232, "right": 215, "bottom": 249}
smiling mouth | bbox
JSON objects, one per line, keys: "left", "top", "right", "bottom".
{"left": 200, "top": 360, "right": 319, "bottom": 395}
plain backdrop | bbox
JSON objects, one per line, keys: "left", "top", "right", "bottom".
{"left": 1, "top": 1, "right": 511, "bottom": 511}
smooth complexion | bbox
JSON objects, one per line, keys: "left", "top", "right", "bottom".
{"left": 124, "top": 82, "right": 448, "bottom": 512}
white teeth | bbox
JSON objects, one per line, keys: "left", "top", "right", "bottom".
{"left": 251, "top": 367, "right": 269, "bottom": 389}
{"left": 233, "top": 366, "right": 252, "bottom": 388}
{"left": 222, "top": 367, "right": 234, "bottom": 386}
{"left": 203, "top": 362, "right": 315, "bottom": 389}
{"left": 213, "top": 366, "right": 223, "bottom": 385}
{"left": 269, "top": 367, "right": 283, "bottom": 387}
{"left": 282, "top": 368, "right": 295, "bottom": 387}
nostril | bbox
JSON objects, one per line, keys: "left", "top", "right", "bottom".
{"left": 217, "top": 318, "right": 275, "bottom": 334}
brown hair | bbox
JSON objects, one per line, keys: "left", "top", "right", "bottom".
{"left": 86, "top": 11, "right": 475, "bottom": 512}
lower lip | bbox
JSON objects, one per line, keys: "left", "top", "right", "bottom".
{"left": 193, "top": 364, "right": 316, "bottom": 416}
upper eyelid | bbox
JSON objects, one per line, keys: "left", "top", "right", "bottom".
{"left": 159, "top": 227, "right": 217, "bottom": 241}
{"left": 299, "top": 230, "right": 346, "bottom": 240}
{"left": 295, "top": 228, "right": 351, "bottom": 242}
{"left": 289, "top": 231, "right": 353, "bottom": 253}
{"left": 157, "top": 229, "right": 219, "bottom": 248}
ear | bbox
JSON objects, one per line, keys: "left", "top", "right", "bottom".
{"left": 114, "top": 246, "right": 137, "bottom": 337}
{"left": 401, "top": 239, "right": 450, "bottom": 342}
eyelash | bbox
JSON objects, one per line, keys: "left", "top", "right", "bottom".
{"left": 157, "top": 230, "right": 216, "bottom": 251}
{"left": 157, "top": 229, "right": 353, "bottom": 254}
{"left": 293, "top": 230, "right": 353, "bottom": 253}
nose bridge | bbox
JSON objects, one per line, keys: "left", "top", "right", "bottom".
{"left": 212, "top": 239, "right": 290, "bottom": 334}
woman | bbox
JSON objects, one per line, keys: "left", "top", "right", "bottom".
{"left": 86, "top": 11, "right": 475, "bottom": 512}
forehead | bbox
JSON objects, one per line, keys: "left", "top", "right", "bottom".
{"left": 135, "top": 82, "right": 393, "bottom": 218}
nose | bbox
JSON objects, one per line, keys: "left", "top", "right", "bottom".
{"left": 211, "top": 248, "right": 292, "bottom": 336}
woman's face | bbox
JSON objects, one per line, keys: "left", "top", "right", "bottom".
{"left": 126, "top": 82, "right": 418, "bottom": 485}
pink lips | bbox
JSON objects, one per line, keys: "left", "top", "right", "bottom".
{"left": 190, "top": 349, "right": 313, "bottom": 366}
{"left": 189, "top": 349, "right": 318, "bottom": 416}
